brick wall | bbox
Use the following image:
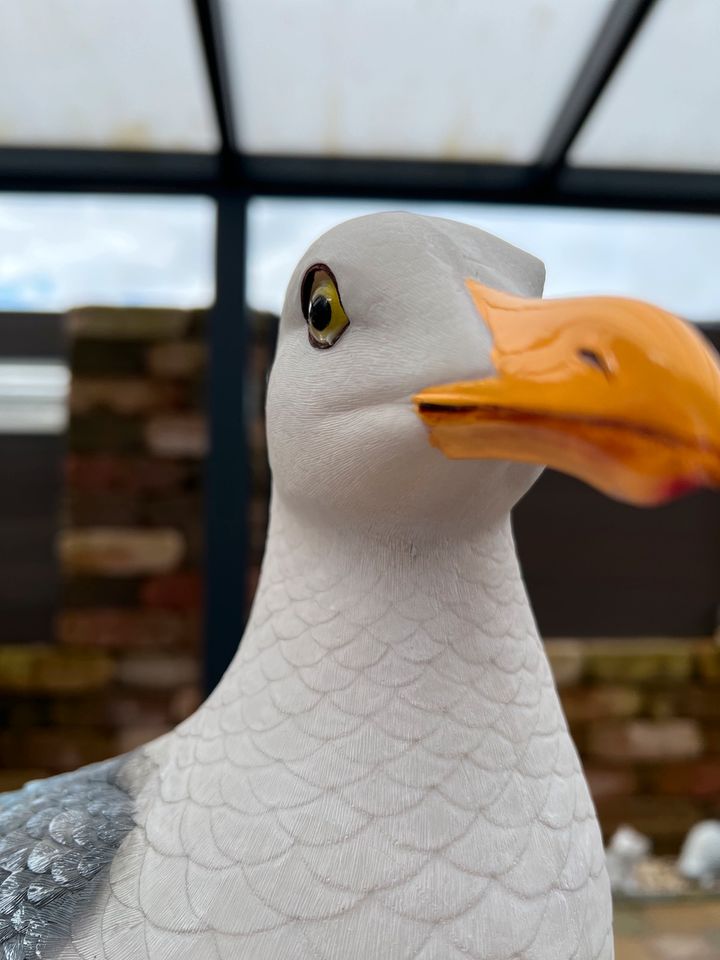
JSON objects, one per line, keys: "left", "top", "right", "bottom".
{"left": 548, "top": 639, "right": 720, "bottom": 854}
{"left": 0, "top": 305, "right": 275, "bottom": 791}
{"left": 0, "top": 306, "right": 209, "bottom": 789}
{"left": 0, "top": 306, "right": 717, "bottom": 855}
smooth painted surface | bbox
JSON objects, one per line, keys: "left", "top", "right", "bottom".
{"left": 416, "top": 281, "right": 720, "bottom": 505}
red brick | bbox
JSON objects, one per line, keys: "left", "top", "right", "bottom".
{"left": 71, "top": 340, "right": 146, "bottom": 377}
{"left": 59, "top": 528, "right": 185, "bottom": 577}
{"left": 560, "top": 685, "right": 643, "bottom": 723}
{"left": 49, "top": 692, "right": 175, "bottom": 730}
{"left": 66, "top": 455, "right": 195, "bottom": 494}
{"left": 116, "top": 654, "right": 199, "bottom": 689}
{"left": 0, "top": 646, "right": 34, "bottom": 692}
{"left": 645, "top": 690, "right": 680, "bottom": 720}
{"left": 68, "top": 306, "right": 191, "bottom": 341}
{"left": 649, "top": 761, "right": 720, "bottom": 798}
{"left": 144, "top": 415, "right": 208, "bottom": 458}
{"left": 49, "top": 696, "right": 111, "bottom": 728}
{"left": 142, "top": 494, "right": 204, "bottom": 527}
{"left": 187, "top": 309, "right": 208, "bottom": 338}
{"left": 544, "top": 640, "right": 584, "bottom": 688}
{"left": 21, "top": 729, "right": 115, "bottom": 772}
{"left": 0, "top": 770, "right": 47, "bottom": 792}
{"left": 584, "top": 766, "right": 639, "bottom": 801}
{"left": 67, "top": 492, "right": 141, "bottom": 527}
{"left": 677, "top": 687, "right": 720, "bottom": 719}
{"left": 584, "top": 640, "right": 693, "bottom": 684}
{"left": 6, "top": 701, "right": 46, "bottom": 729}
{"left": 104, "top": 692, "right": 175, "bottom": 728}
{"left": 70, "top": 378, "right": 185, "bottom": 415}
{"left": 704, "top": 724, "right": 720, "bottom": 753}
{"left": 169, "top": 684, "right": 203, "bottom": 722}
{"left": 115, "top": 724, "right": 172, "bottom": 753}
{"left": 587, "top": 719, "right": 703, "bottom": 762}
{"left": 0, "top": 646, "right": 114, "bottom": 694}
{"left": 61, "top": 576, "right": 141, "bottom": 608}
{"left": 0, "top": 732, "right": 16, "bottom": 766}
{"left": 35, "top": 653, "right": 115, "bottom": 695}
{"left": 595, "top": 795, "right": 703, "bottom": 854}
{"left": 69, "top": 413, "right": 145, "bottom": 454}
{"left": 697, "top": 643, "right": 720, "bottom": 681}
{"left": 57, "top": 609, "right": 199, "bottom": 649}
{"left": 146, "top": 341, "right": 207, "bottom": 379}
{"left": 141, "top": 571, "right": 203, "bottom": 611}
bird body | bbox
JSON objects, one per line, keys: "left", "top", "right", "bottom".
{"left": 4, "top": 212, "right": 720, "bottom": 959}
{"left": 30, "top": 499, "right": 610, "bottom": 960}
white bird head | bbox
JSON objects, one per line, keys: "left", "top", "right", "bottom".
{"left": 268, "top": 211, "right": 720, "bottom": 535}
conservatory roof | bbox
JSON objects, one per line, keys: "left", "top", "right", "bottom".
{"left": 0, "top": 0, "right": 717, "bottom": 211}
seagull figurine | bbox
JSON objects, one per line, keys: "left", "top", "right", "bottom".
{"left": 2, "top": 212, "right": 720, "bottom": 960}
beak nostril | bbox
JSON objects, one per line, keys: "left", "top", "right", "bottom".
{"left": 578, "top": 348, "right": 613, "bottom": 378}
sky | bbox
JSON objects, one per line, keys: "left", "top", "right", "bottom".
{"left": 1, "top": 194, "right": 720, "bottom": 322}
{"left": 247, "top": 198, "right": 720, "bottom": 322}
{"left": 0, "top": 194, "right": 216, "bottom": 311}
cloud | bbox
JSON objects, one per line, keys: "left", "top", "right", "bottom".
{"left": 0, "top": 194, "right": 216, "bottom": 311}
{"left": 247, "top": 198, "right": 720, "bottom": 322}
{"left": 2, "top": 194, "right": 719, "bottom": 324}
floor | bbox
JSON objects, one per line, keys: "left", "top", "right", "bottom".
{"left": 615, "top": 899, "right": 720, "bottom": 959}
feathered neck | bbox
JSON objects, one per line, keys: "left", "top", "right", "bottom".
{"left": 209, "top": 491, "right": 550, "bottom": 734}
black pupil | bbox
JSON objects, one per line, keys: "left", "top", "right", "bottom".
{"left": 309, "top": 294, "right": 332, "bottom": 331}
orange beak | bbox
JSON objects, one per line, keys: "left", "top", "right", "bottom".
{"left": 414, "top": 279, "right": 720, "bottom": 505}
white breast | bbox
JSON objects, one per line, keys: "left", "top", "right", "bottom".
{"left": 65, "top": 499, "right": 612, "bottom": 960}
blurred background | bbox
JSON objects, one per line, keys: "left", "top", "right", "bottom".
{"left": 0, "top": 1, "right": 719, "bottom": 955}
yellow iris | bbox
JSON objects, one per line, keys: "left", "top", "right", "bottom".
{"left": 304, "top": 268, "right": 350, "bottom": 349}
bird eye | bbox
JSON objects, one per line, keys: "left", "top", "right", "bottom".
{"left": 301, "top": 264, "right": 350, "bottom": 349}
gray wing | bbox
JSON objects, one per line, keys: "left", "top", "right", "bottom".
{"left": 0, "top": 755, "right": 138, "bottom": 960}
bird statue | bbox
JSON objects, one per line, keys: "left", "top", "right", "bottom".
{"left": 2, "top": 212, "right": 720, "bottom": 960}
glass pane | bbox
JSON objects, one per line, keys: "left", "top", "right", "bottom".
{"left": 248, "top": 197, "right": 720, "bottom": 322}
{"left": 0, "top": 0, "right": 219, "bottom": 151}
{"left": 223, "top": 0, "right": 612, "bottom": 162}
{"left": 0, "top": 194, "right": 216, "bottom": 311}
{"left": 572, "top": 0, "right": 720, "bottom": 171}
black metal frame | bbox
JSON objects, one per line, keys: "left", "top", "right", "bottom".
{"left": 193, "top": 0, "right": 237, "bottom": 154}
{"left": 3, "top": 0, "right": 719, "bottom": 687}
{"left": 204, "top": 194, "right": 249, "bottom": 692}
{"left": 2, "top": 148, "right": 720, "bottom": 215}
{"left": 537, "top": 0, "right": 658, "bottom": 169}
{"left": 192, "top": 0, "right": 250, "bottom": 691}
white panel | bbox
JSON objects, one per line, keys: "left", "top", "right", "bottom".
{"left": 0, "top": 0, "right": 219, "bottom": 151}
{"left": 223, "top": 0, "right": 612, "bottom": 162}
{"left": 572, "top": 0, "right": 720, "bottom": 170}
{"left": 248, "top": 198, "right": 720, "bottom": 322}
{"left": 0, "top": 194, "right": 216, "bottom": 311}
{"left": 0, "top": 362, "right": 68, "bottom": 434}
